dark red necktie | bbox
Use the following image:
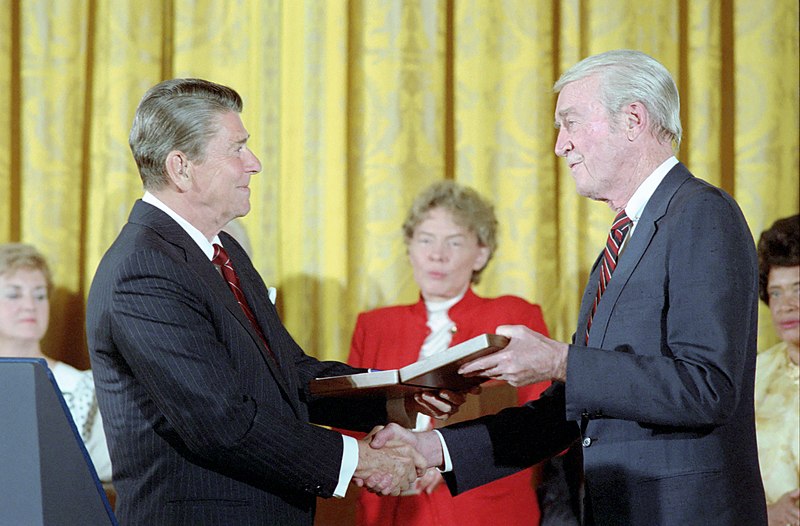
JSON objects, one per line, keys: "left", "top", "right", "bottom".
{"left": 212, "top": 244, "right": 277, "bottom": 362}
{"left": 585, "top": 210, "right": 633, "bottom": 344}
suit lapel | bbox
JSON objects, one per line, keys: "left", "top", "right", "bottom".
{"left": 579, "top": 164, "right": 693, "bottom": 346}
{"left": 576, "top": 252, "right": 603, "bottom": 343}
{"left": 217, "top": 235, "right": 302, "bottom": 414}
{"left": 129, "top": 201, "right": 299, "bottom": 415}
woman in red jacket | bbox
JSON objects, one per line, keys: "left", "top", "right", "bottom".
{"left": 348, "top": 181, "right": 550, "bottom": 526}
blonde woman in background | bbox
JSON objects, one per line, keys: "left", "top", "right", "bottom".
{"left": 755, "top": 214, "right": 800, "bottom": 526}
{"left": 347, "top": 181, "right": 554, "bottom": 526}
{"left": 0, "top": 243, "right": 112, "bottom": 483}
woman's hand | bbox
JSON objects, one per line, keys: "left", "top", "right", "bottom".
{"left": 767, "top": 488, "right": 800, "bottom": 526}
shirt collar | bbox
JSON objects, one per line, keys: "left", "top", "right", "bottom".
{"left": 142, "top": 191, "right": 221, "bottom": 260}
{"left": 624, "top": 156, "right": 678, "bottom": 223}
{"left": 424, "top": 290, "right": 465, "bottom": 315}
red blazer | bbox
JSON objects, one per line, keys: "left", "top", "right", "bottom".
{"left": 348, "top": 288, "right": 551, "bottom": 526}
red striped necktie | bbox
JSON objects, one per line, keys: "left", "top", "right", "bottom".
{"left": 212, "top": 244, "right": 277, "bottom": 362}
{"left": 585, "top": 210, "right": 633, "bottom": 344}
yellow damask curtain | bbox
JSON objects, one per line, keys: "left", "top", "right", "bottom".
{"left": 1, "top": 0, "right": 797, "bottom": 369}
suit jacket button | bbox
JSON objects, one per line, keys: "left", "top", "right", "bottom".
{"left": 582, "top": 437, "right": 593, "bottom": 447}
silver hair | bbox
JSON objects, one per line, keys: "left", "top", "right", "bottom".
{"left": 129, "top": 78, "right": 243, "bottom": 190}
{"left": 554, "top": 49, "right": 682, "bottom": 150}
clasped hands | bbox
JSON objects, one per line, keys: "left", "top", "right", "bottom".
{"left": 352, "top": 423, "right": 445, "bottom": 496}
{"left": 352, "top": 388, "right": 467, "bottom": 496}
{"left": 352, "top": 325, "right": 568, "bottom": 496}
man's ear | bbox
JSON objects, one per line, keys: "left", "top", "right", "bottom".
{"left": 165, "top": 150, "right": 191, "bottom": 191}
{"left": 624, "top": 101, "right": 648, "bottom": 141}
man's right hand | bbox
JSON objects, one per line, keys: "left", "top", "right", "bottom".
{"left": 352, "top": 430, "right": 427, "bottom": 496}
{"left": 368, "top": 423, "right": 444, "bottom": 472}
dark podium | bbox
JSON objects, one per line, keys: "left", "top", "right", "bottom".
{"left": 0, "top": 358, "right": 117, "bottom": 525}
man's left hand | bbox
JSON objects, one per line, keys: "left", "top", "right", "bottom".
{"left": 458, "top": 325, "right": 569, "bottom": 385}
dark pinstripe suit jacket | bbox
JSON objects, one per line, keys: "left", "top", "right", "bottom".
{"left": 440, "top": 164, "right": 767, "bottom": 525}
{"left": 87, "top": 200, "right": 386, "bottom": 525}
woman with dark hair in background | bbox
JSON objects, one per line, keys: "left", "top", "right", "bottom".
{"left": 755, "top": 214, "right": 800, "bottom": 526}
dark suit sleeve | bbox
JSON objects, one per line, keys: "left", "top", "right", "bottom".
{"left": 440, "top": 383, "right": 579, "bottom": 495}
{"left": 297, "top": 355, "right": 389, "bottom": 432}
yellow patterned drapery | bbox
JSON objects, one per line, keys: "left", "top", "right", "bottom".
{"left": 1, "top": 1, "right": 797, "bottom": 369}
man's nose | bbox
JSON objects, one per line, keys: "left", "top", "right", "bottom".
{"left": 246, "top": 149, "right": 262, "bottom": 174}
{"left": 554, "top": 128, "right": 572, "bottom": 157}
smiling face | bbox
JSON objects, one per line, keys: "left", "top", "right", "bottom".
{"left": 184, "top": 111, "right": 262, "bottom": 237}
{"left": 554, "top": 75, "right": 633, "bottom": 209}
{"left": 407, "top": 207, "right": 490, "bottom": 303}
{"left": 0, "top": 268, "right": 50, "bottom": 350}
{"left": 767, "top": 265, "right": 800, "bottom": 353}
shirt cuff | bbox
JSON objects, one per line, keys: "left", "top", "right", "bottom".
{"left": 334, "top": 434, "right": 358, "bottom": 498}
{"left": 434, "top": 430, "right": 453, "bottom": 472}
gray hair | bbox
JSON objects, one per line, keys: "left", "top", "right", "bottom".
{"left": 129, "top": 78, "right": 243, "bottom": 189}
{"left": 554, "top": 49, "right": 682, "bottom": 149}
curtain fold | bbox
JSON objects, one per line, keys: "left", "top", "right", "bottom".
{"left": 1, "top": 0, "right": 797, "bottom": 366}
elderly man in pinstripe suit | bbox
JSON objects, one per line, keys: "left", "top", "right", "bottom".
{"left": 86, "top": 78, "right": 462, "bottom": 525}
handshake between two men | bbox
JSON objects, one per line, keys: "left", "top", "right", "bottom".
{"left": 349, "top": 389, "right": 468, "bottom": 496}
{"left": 352, "top": 422, "right": 447, "bottom": 496}
{"left": 349, "top": 325, "right": 566, "bottom": 496}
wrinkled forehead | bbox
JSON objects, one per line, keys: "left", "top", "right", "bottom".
{"left": 555, "top": 76, "right": 601, "bottom": 113}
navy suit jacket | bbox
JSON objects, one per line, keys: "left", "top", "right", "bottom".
{"left": 87, "top": 201, "right": 387, "bottom": 525}
{"left": 440, "top": 164, "right": 767, "bottom": 525}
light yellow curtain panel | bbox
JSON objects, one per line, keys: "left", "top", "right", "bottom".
{"left": 1, "top": 0, "right": 797, "bottom": 369}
